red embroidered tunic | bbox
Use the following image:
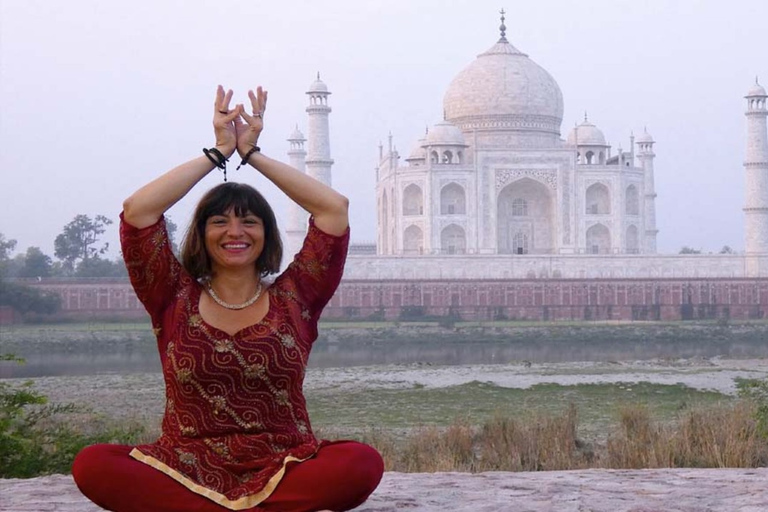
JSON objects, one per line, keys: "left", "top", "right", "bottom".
{"left": 119, "top": 214, "right": 349, "bottom": 510}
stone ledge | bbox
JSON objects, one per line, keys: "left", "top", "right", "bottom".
{"left": 2, "top": 468, "right": 768, "bottom": 511}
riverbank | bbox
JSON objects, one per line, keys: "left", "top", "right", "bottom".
{"left": 5, "top": 357, "right": 767, "bottom": 435}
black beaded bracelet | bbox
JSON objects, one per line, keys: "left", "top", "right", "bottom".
{"left": 203, "top": 147, "right": 230, "bottom": 181}
{"left": 236, "top": 145, "right": 261, "bottom": 170}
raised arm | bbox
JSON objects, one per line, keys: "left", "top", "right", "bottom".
{"left": 122, "top": 86, "right": 242, "bottom": 229}
{"left": 234, "top": 86, "right": 349, "bottom": 236}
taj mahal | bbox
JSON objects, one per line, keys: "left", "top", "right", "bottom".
{"left": 20, "top": 13, "right": 768, "bottom": 323}
{"left": 285, "top": 13, "right": 768, "bottom": 280}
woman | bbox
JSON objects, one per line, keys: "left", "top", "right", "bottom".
{"left": 72, "top": 85, "right": 384, "bottom": 512}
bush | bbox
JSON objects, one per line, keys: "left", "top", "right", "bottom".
{"left": 0, "top": 280, "right": 61, "bottom": 315}
{"left": 0, "top": 356, "right": 146, "bottom": 478}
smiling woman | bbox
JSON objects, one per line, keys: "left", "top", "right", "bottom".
{"left": 181, "top": 183, "right": 282, "bottom": 282}
{"left": 69, "top": 85, "right": 383, "bottom": 512}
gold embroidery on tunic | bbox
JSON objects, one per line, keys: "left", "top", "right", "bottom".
{"left": 244, "top": 364, "right": 265, "bottom": 379}
{"left": 274, "top": 390, "right": 290, "bottom": 407}
{"left": 176, "top": 449, "right": 197, "bottom": 466}
{"left": 214, "top": 339, "right": 234, "bottom": 353}
{"left": 176, "top": 368, "right": 192, "bottom": 383}
{"left": 279, "top": 333, "right": 296, "bottom": 349}
{"left": 204, "top": 439, "right": 232, "bottom": 460}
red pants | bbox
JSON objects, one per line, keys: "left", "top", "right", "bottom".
{"left": 72, "top": 441, "right": 383, "bottom": 512}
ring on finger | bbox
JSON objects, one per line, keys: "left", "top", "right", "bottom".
{"left": 253, "top": 111, "right": 263, "bottom": 118}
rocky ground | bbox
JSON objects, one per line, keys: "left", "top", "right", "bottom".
{"left": 3, "top": 468, "right": 768, "bottom": 511}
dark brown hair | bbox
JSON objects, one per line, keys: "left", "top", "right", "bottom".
{"left": 180, "top": 182, "right": 282, "bottom": 279}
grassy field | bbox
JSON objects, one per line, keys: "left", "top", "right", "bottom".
{"left": 308, "top": 380, "right": 729, "bottom": 437}
{"left": 3, "top": 360, "right": 766, "bottom": 475}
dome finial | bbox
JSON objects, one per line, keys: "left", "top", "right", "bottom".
{"left": 584, "top": 111, "right": 588, "bottom": 123}
{"left": 498, "top": 8, "right": 508, "bottom": 43}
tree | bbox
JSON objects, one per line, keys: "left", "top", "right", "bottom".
{"left": 18, "top": 247, "right": 53, "bottom": 278}
{"left": 0, "top": 234, "right": 17, "bottom": 277}
{"left": 166, "top": 217, "right": 179, "bottom": 255}
{"left": 0, "top": 234, "right": 16, "bottom": 261}
{"left": 0, "top": 280, "right": 60, "bottom": 315}
{"left": 54, "top": 215, "right": 113, "bottom": 272}
{"left": 75, "top": 256, "right": 127, "bottom": 278}
{"left": 719, "top": 245, "right": 735, "bottom": 254}
{"left": 679, "top": 246, "right": 702, "bottom": 254}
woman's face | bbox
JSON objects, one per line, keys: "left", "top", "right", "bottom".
{"left": 204, "top": 208, "right": 265, "bottom": 273}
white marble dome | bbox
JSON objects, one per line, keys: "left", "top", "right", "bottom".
{"left": 425, "top": 121, "right": 466, "bottom": 146}
{"left": 308, "top": 75, "right": 329, "bottom": 93}
{"left": 406, "top": 137, "right": 427, "bottom": 161}
{"left": 636, "top": 130, "right": 654, "bottom": 144}
{"left": 747, "top": 81, "right": 767, "bottom": 97}
{"left": 567, "top": 120, "right": 607, "bottom": 146}
{"left": 288, "top": 125, "right": 305, "bottom": 141}
{"left": 443, "top": 38, "right": 564, "bottom": 136}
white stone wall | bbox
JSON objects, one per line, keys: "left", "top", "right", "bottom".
{"left": 344, "top": 254, "right": 768, "bottom": 280}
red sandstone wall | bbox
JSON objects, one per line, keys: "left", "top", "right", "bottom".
{"left": 20, "top": 278, "right": 768, "bottom": 323}
{"left": 0, "top": 305, "right": 21, "bottom": 325}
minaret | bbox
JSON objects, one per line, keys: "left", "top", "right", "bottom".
{"left": 284, "top": 125, "right": 308, "bottom": 262}
{"left": 305, "top": 73, "right": 334, "bottom": 187}
{"left": 636, "top": 129, "right": 658, "bottom": 253}
{"left": 744, "top": 79, "right": 768, "bottom": 267}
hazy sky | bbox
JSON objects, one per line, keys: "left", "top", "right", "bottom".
{"left": 1, "top": 0, "right": 765, "bottom": 260}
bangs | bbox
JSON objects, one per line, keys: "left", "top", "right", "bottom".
{"left": 199, "top": 183, "right": 272, "bottom": 222}
{"left": 182, "top": 182, "right": 283, "bottom": 279}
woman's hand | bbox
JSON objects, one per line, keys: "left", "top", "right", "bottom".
{"left": 213, "top": 85, "right": 242, "bottom": 157}
{"left": 234, "top": 86, "right": 268, "bottom": 157}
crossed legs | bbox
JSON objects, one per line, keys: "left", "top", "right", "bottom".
{"left": 72, "top": 441, "right": 383, "bottom": 512}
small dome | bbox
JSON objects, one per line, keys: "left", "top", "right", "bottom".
{"left": 308, "top": 73, "right": 329, "bottom": 93}
{"left": 636, "top": 130, "right": 654, "bottom": 144}
{"left": 567, "top": 120, "right": 607, "bottom": 146}
{"left": 747, "top": 81, "right": 767, "bottom": 97}
{"left": 288, "top": 125, "right": 305, "bottom": 141}
{"left": 406, "top": 138, "right": 427, "bottom": 161}
{"left": 425, "top": 121, "right": 465, "bottom": 146}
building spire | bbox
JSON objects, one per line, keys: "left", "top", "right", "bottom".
{"left": 498, "top": 8, "right": 508, "bottom": 43}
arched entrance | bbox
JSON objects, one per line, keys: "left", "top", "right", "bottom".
{"left": 497, "top": 178, "right": 554, "bottom": 254}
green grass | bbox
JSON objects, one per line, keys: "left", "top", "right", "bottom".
{"left": 307, "top": 381, "right": 730, "bottom": 438}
